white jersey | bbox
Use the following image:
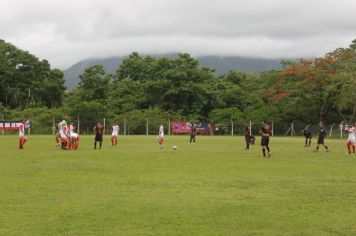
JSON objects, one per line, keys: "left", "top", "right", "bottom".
{"left": 69, "top": 124, "right": 74, "bottom": 135}
{"left": 61, "top": 126, "right": 69, "bottom": 139}
{"left": 159, "top": 125, "right": 164, "bottom": 138}
{"left": 348, "top": 127, "right": 355, "bottom": 141}
{"left": 59, "top": 120, "right": 67, "bottom": 130}
{"left": 112, "top": 125, "right": 119, "bottom": 136}
{"left": 70, "top": 132, "right": 78, "bottom": 139}
{"left": 18, "top": 123, "right": 25, "bottom": 137}
{"left": 59, "top": 120, "right": 67, "bottom": 135}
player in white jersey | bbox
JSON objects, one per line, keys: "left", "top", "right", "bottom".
{"left": 69, "top": 122, "right": 74, "bottom": 134}
{"left": 18, "top": 120, "right": 28, "bottom": 149}
{"left": 58, "top": 116, "right": 68, "bottom": 149}
{"left": 158, "top": 125, "right": 164, "bottom": 149}
{"left": 346, "top": 124, "right": 355, "bottom": 155}
{"left": 111, "top": 123, "right": 119, "bottom": 146}
{"left": 68, "top": 122, "right": 79, "bottom": 150}
{"left": 61, "top": 124, "right": 70, "bottom": 149}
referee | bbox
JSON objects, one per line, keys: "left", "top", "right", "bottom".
{"left": 93, "top": 122, "right": 104, "bottom": 149}
{"left": 260, "top": 122, "right": 272, "bottom": 158}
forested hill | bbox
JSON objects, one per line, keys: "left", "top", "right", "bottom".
{"left": 63, "top": 55, "right": 286, "bottom": 90}
{"left": 63, "top": 57, "right": 124, "bottom": 90}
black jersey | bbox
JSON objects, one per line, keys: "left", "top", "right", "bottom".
{"left": 190, "top": 126, "right": 197, "bottom": 136}
{"left": 244, "top": 126, "right": 250, "bottom": 137}
{"left": 303, "top": 129, "right": 312, "bottom": 138}
{"left": 318, "top": 127, "right": 326, "bottom": 139}
{"left": 94, "top": 125, "right": 104, "bottom": 135}
{"left": 260, "top": 125, "right": 271, "bottom": 136}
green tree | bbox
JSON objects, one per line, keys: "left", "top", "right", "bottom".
{"left": 209, "top": 108, "right": 244, "bottom": 134}
{"left": 330, "top": 44, "right": 356, "bottom": 122}
{"left": 109, "top": 78, "right": 147, "bottom": 113}
{"left": 0, "top": 39, "right": 65, "bottom": 109}
{"left": 77, "top": 64, "right": 111, "bottom": 103}
{"left": 116, "top": 52, "right": 157, "bottom": 81}
{"left": 224, "top": 70, "right": 246, "bottom": 84}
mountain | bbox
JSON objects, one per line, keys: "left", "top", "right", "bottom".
{"left": 63, "top": 57, "right": 124, "bottom": 90}
{"left": 198, "top": 56, "right": 284, "bottom": 74}
{"left": 63, "top": 55, "right": 287, "bottom": 90}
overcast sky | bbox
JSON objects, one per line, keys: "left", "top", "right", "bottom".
{"left": 1, "top": 0, "right": 355, "bottom": 69}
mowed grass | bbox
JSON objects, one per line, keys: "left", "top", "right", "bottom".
{"left": 1, "top": 135, "right": 356, "bottom": 235}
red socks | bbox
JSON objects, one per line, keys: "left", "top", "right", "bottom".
{"left": 19, "top": 137, "right": 27, "bottom": 149}
{"left": 347, "top": 141, "right": 355, "bottom": 154}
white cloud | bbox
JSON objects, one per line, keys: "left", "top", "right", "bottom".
{"left": 1, "top": 0, "right": 355, "bottom": 69}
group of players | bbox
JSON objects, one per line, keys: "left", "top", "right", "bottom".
{"left": 243, "top": 121, "right": 356, "bottom": 158}
{"left": 157, "top": 123, "right": 198, "bottom": 149}
{"left": 55, "top": 118, "right": 120, "bottom": 150}
{"left": 302, "top": 122, "right": 355, "bottom": 155}
{"left": 243, "top": 122, "right": 272, "bottom": 158}
{"left": 92, "top": 122, "right": 119, "bottom": 149}
{"left": 55, "top": 116, "right": 80, "bottom": 150}
{"left": 16, "top": 116, "right": 356, "bottom": 157}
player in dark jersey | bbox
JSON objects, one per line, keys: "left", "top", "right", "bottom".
{"left": 94, "top": 122, "right": 105, "bottom": 149}
{"left": 315, "top": 122, "right": 329, "bottom": 152}
{"left": 244, "top": 123, "right": 251, "bottom": 150}
{"left": 189, "top": 123, "right": 197, "bottom": 144}
{"left": 260, "top": 122, "right": 272, "bottom": 158}
{"left": 55, "top": 120, "right": 61, "bottom": 147}
{"left": 302, "top": 125, "right": 312, "bottom": 147}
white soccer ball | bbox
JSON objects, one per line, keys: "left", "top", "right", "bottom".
{"left": 173, "top": 145, "right": 178, "bottom": 150}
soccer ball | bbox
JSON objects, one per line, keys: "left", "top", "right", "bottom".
{"left": 173, "top": 145, "right": 178, "bottom": 150}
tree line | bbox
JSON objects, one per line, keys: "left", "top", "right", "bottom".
{"left": 0, "top": 39, "right": 355, "bottom": 134}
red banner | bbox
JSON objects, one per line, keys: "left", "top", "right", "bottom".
{"left": 171, "top": 121, "right": 192, "bottom": 134}
{"left": 171, "top": 121, "right": 215, "bottom": 134}
{"left": 0, "top": 121, "right": 31, "bottom": 130}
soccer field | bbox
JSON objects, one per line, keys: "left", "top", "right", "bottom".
{"left": 1, "top": 135, "right": 356, "bottom": 235}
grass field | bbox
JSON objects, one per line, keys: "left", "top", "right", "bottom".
{"left": 1, "top": 135, "right": 356, "bottom": 235}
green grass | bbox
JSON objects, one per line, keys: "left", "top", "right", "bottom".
{"left": 1, "top": 135, "right": 356, "bottom": 235}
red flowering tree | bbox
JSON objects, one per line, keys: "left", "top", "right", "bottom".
{"left": 269, "top": 50, "right": 343, "bottom": 122}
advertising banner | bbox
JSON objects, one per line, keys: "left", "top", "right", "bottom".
{"left": 0, "top": 121, "right": 31, "bottom": 130}
{"left": 171, "top": 121, "right": 214, "bottom": 134}
{"left": 171, "top": 121, "right": 191, "bottom": 134}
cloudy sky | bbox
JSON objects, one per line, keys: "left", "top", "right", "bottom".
{"left": 1, "top": 0, "right": 355, "bottom": 69}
